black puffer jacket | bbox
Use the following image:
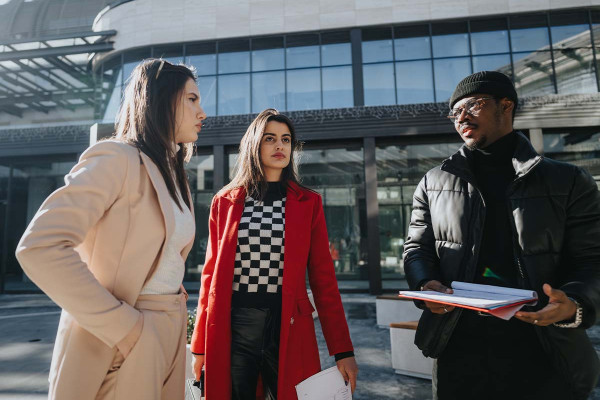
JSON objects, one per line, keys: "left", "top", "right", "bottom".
{"left": 403, "top": 132, "right": 600, "bottom": 400}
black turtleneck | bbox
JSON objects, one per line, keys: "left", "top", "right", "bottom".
{"left": 472, "top": 131, "right": 517, "bottom": 287}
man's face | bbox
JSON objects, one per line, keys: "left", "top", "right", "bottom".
{"left": 450, "top": 93, "right": 509, "bottom": 150}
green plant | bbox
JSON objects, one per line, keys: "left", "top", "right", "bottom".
{"left": 187, "top": 308, "right": 197, "bottom": 345}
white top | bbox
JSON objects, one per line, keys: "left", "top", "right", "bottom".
{"left": 140, "top": 188, "right": 195, "bottom": 295}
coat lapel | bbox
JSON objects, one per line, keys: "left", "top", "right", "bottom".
{"left": 139, "top": 151, "right": 176, "bottom": 267}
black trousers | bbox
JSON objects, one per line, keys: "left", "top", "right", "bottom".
{"left": 437, "top": 311, "right": 572, "bottom": 400}
{"left": 231, "top": 307, "right": 281, "bottom": 400}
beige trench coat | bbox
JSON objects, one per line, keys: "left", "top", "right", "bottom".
{"left": 15, "top": 140, "right": 194, "bottom": 399}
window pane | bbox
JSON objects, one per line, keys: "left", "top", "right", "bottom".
{"left": 322, "top": 66, "right": 353, "bottom": 109}
{"left": 188, "top": 54, "right": 216, "bottom": 76}
{"left": 471, "top": 30, "right": 509, "bottom": 55}
{"left": 198, "top": 76, "right": 216, "bottom": 116}
{"left": 551, "top": 25, "right": 592, "bottom": 48}
{"left": 394, "top": 36, "right": 431, "bottom": 61}
{"left": 376, "top": 141, "right": 461, "bottom": 279}
{"left": 433, "top": 57, "right": 472, "bottom": 102}
{"left": 432, "top": 22, "right": 469, "bottom": 57}
{"left": 322, "top": 42, "right": 351, "bottom": 66}
{"left": 154, "top": 45, "right": 183, "bottom": 64}
{"left": 218, "top": 74, "right": 250, "bottom": 115}
{"left": 123, "top": 48, "right": 151, "bottom": 83}
{"left": 362, "top": 40, "right": 393, "bottom": 63}
{"left": 218, "top": 51, "right": 250, "bottom": 74}
{"left": 513, "top": 51, "right": 555, "bottom": 96}
{"left": 252, "top": 71, "right": 285, "bottom": 112}
{"left": 252, "top": 48, "right": 284, "bottom": 72}
{"left": 472, "top": 54, "right": 512, "bottom": 77}
{"left": 286, "top": 68, "right": 321, "bottom": 111}
{"left": 554, "top": 48, "right": 597, "bottom": 94}
{"left": 299, "top": 146, "right": 367, "bottom": 285}
{"left": 363, "top": 63, "right": 395, "bottom": 106}
{"left": 544, "top": 131, "right": 600, "bottom": 182}
{"left": 511, "top": 27, "right": 550, "bottom": 52}
{"left": 102, "top": 84, "right": 121, "bottom": 123}
{"left": 396, "top": 60, "right": 434, "bottom": 104}
{"left": 286, "top": 45, "right": 320, "bottom": 69}
{"left": 432, "top": 33, "right": 469, "bottom": 57}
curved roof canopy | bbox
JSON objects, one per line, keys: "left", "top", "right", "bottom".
{"left": 0, "top": 0, "right": 119, "bottom": 117}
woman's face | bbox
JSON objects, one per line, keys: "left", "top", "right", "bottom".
{"left": 174, "top": 78, "right": 206, "bottom": 144}
{"left": 259, "top": 120, "right": 292, "bottom": 182}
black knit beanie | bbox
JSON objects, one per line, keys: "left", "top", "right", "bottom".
{"left": 449, "top": 71, "right": 518, "bottom": 109}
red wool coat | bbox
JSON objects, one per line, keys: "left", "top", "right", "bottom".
{"left": 190, "top": 182, "right": 354, "bottom": 399}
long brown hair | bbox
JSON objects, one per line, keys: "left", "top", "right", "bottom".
{"left": 222, "top": 108, "right": 303, "bottom": 201}
{"left": 114, "top": 59, "right": 195, "bottom": 211}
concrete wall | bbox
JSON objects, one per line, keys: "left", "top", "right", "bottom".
{"left": 93, "top": 0, "right": 600, "bottom": 61}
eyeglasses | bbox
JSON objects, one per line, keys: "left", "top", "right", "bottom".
{"left": 447, "top": 97, "right": 495, "bottom": 122}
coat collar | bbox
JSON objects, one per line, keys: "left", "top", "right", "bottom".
{"left": 441, "top": 130, "right": 543, "bottom": 183}
{"left": 223, "top": 180, "right": 306, "bottom": 203}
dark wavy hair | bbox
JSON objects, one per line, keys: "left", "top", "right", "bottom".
{"left": 222, "top": 108, "right": 303, "bottom": 201}
{"left": 114, "top": 59, "right": 195, "bottom": 211}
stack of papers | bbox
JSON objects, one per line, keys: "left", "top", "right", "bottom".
{"left": 399, "top": 281, "right": 538, "bottom": 320}
{"left": 295, "top": 366, "right": 351, "bottom": 400}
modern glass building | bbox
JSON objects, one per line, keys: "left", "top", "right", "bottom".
{"left": 2, "top": 0, "right": 600, "bottom": 293}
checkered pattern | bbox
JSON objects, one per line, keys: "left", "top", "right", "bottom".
{"left": 232, "top": 196, "right": 286, "bottom": 294}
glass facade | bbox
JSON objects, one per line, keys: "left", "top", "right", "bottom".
{"left": 543, "top": 129, "right": 600, "bottom": 186}
{"left": 0, "top": 156, "right": 77, "bottom": 291}
{"left": 376, "top": 141, "right": 462, "bottom": 281}
{"left": 98, "top": 32, "right": 353, "bottom": 121}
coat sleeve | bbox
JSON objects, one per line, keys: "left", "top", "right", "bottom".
{"left": 15, "top": 141, "right": 141, "bottom": 348}
{"left": 403, "top": 174, "right": 442, "bottom": 291}
{"left": 559, "top": 167, "right": 600, "bottom": 328}
{"left": 190, "top": 195, "right": 219, "bottom": 354}
{"left": 307, "top": 195, "right": 354, "bottom": 356}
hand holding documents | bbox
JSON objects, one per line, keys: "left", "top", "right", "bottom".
{"left": 399, "top": 281, "right": 538, "bottom": 320}
{"left": 295, "top": 366, "right": 352, "bottom": 400}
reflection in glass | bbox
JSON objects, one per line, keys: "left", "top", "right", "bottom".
{"left": 185, "top": 154, "right": 214, "bottom": 279}
{"left": 252, "top": 71, "right": 285, "bottom": 112}
{"left": 286, "top": 46, "right": 320, "bottom": 69}
{"left": 396, "top": 60, "right": 434, "bottom": 104}
{"left": 218, "top": 51, "right": 250, "bottom": 74}
{"left": 286, "top": 68, "right": 321, "bottom": 111}
{"left": 188, "top": 54, "right": 217, "bottom": 76}
{"left": 362, "top": 39, "right": 394, "bottom": 63}
{"left": 513, "top": 51, "right": 555, "bottom": 96}
{"left": 322, "top": 66, "right": 353, "bottom": 109}
{"left": 472, "top": 54, "right": 512, "bottom": 75}
{"left": 376, "top": 141, "right": 462, "bottom": 279}
{"left": 363, "top": 63, "right": 395, "bottom": 106}
{"left": 510, "top": 27, "right": 550, "bottom": 52}
{"left": 102, "top": 85, "right": 122, "bottom": 123}
{"left": 394, "top": 36, "right": 431, "bottom": 61}
{"left": 198, "top": 76, "right": 217, "bottom": 116}
{"left": 252, "top": 48, "right": 284, "bottom": 72}
{"left": 4, "top": 159, "right": 77, "bottom": 289}
{"left": 321, "top": 43, "right": 351, "bottom": 66}
{"left": 218, "top": 74, "right": 250, "bottom": 115}
{"left": 432, "top": 33, "right": 469, "bottom": 58}
{"left": 554, "top": 48, "right": 597, "bottom": 94}
{"left": 433, "top": 57, "right": 471, "bottom": 102}
{"left": 551, "top": 25, "right": 591, "bottom": 47}
{"left": 544, "top": 131, "right": 600, "bottom": 185}
{"left": 300, "top": 147, "right": 367, "bottom": 283}
{"left": 471, "top": 30, "right": 510, "bottom": 55}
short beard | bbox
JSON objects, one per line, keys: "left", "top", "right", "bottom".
{"left": 465, "top": 137, "right": 487, "bottom": 151}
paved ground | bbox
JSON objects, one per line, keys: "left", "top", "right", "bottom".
{"left": 1, "top": 293, "right": 600, "bottom": 399}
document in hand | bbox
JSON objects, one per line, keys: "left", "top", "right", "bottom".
{"left": 399, "top": 282, "right": 538, "bottom": 320}
{"left": 295, "top": 366, "right": 352, "bottom": 400}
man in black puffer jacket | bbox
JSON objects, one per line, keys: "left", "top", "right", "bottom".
{"left": 403, "top": 71, "right": 600, "bottom": 400}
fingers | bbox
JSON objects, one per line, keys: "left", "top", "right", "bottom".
{"left": 424, "top": 301, "right": 456, "bottom": 314}
{"left": 348, "top": 369, "right": 358, "bottom": 393}
{"left": 423, "top": 280, "right": 453, "bottom": 294}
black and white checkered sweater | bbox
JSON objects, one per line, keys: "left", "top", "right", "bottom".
{"left": 232, "top": 182, "right": 286, "bottom": 309}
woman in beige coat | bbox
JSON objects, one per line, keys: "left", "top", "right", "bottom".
{"left": 15, "top": 59, "right": 206, "bottom": 400}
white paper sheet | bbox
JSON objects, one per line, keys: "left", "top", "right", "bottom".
{"left": 295, "top": 366, "right": 352, "bottom": 400}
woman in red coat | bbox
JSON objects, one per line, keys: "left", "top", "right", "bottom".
{"left": 190, "top": 109, "right": 358, "bottom": 399}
